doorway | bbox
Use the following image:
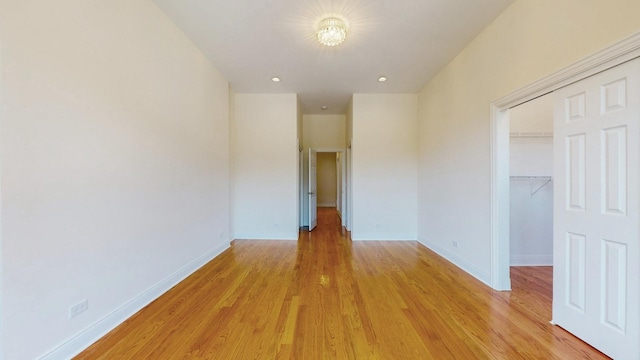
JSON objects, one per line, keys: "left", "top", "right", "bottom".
{"left": 316, "top": 152, "right": 337, "bottom": 208}
{"left": 490, "top": 34, "right": 640, "bottom": 291}
{"left": 506, "top": 95, "right": 556, "bottom": 341}
{"left": 305, "top": 148, "right": 347, "bottom": 231}
{"left": 491, "top": 36, "right": 640, "bottom": 359}
{"left": 508, "top": 94, "right": 554, "bottom": 268}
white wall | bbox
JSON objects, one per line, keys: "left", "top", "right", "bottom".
{"left": 301, "top": 114, "right": 346, "bottom": 226}
{"left": 509, "top": 93, "right": 553, "bottom": 134}
{"left": 303, "top": 115, "right": 347, "bottom": 149}
{"left": 510, "top": 94, "right": 554, "bottom": 178}
{"left": 510, "top": 138, "right": 553, "bottom": 177}
{"left": 510, "top": 178, "right": 553, "bottom": 265}
{"left": 0, "top": 1, "right": 231, "bottom": 359}
{"left": 352, "top": 94, "right": 418, "bottom": 240}
{"left": 509, "top": 95, "right": 554, "bottom": 265}
{"left": 233, "top": 94, "right": 298, "bottom": 240}
{"left": 417, "top": 0, "right": 640, "bottom": 284}
{"left": 317, "top": 153, "right": 337, "bottom": 207}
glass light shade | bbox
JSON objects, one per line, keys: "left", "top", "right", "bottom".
{"left": 316, "top": 17, "right": 347, "bottom": 47}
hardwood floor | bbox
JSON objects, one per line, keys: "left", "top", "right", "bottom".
{"left": 76, "top": 208, "right": 607, "bottom": 359}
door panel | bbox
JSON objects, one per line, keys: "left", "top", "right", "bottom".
{"left": 308, "top": 149, "right": 317, "bottom": 231}
{"left": 566, "top": 232, "right": 586, "bottom": 312}
{"left": 601, "top": 126, "right": 627, "bottom": 215}
{"left": 602, "top": 239, "right": 627, "bottom": 332}
{"left": 553, "top": 58, "right": 640, "bottom": 359}
{"left": 566, "top": 134, "right": 586, "bottom": 210}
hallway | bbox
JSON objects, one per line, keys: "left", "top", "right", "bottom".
{"left": 78, "top": 208, "right": 605, "bottom": 359}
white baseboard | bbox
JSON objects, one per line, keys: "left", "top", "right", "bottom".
{"left": 352, "top": 236, "right": 417, "bottom": 241}
{"left": 510, "top": 255, "right": 553, "bottom": 266}
{"left": 232, "top": 231, "right": 299, "bottom": 240}
{"left": 418, "top": 238, "right": 492, "bottom": 287}
{"left": 40, "top": 241, "right": 230, "bottom": 360}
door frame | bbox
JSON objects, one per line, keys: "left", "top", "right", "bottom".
{"left": 335, "top": 152, "right": 344, "bottom": 218}
{"left": 309, "top": 148, "right": 347, "bottom": 227}
{"left": 299, "top": 144, "right": 304, "bottom": 229}
{"left": 346, "top": 146, "right": 352, "bottom": 231}
{"left": 308, "top": 148, "right": 318, "bottom": 230}
{"left": 489, "top": 31, "right": 640, "bottom": 290}
{"left": 0, "top": 45, "right": 4, "bottom": 358}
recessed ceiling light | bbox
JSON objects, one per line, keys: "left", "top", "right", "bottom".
{"left": 378, "top": 76, "right": 388, "bottom": 82}
{"left": 271, "top": 77, "right": 281, "bottom": 82}
{"left": 321, "top": 105, "right": 328, "bottom": 110}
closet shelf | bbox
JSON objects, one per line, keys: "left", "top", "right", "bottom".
{"left": 509, "top": 131, "right": 553, "bottom": 138}
{"left": 510, "top": 176, "right": 553, "bottom": 196}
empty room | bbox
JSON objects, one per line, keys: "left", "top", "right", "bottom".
{"left": 2, "top": 0, "right": 640, "bottom": 359}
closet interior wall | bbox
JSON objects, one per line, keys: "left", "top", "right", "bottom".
{"left": 509, "top": 94, "right": 554, "bottom": 266}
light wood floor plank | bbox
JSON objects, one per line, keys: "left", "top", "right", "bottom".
{"left": 76, "top": 208, "right": 608, "bottom": 359}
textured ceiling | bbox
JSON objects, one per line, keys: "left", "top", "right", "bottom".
{"left": 153, "top": 0, "right": 514, "bottom": 114}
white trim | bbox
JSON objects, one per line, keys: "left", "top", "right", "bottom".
{"left": 419, "top": 239, "right": 491, "bottom": 286}
{"left": 299, "top": 146, "right": 304, "bottom": 229}
{"left": 39, "top": 242, "right": 231, "bottom": 360}
{"left": 493, "top": 31, "right": 640, "bottom": 109}
{"left": 490, "top": 31, "right": 640, "bottom": 290}
{"left": 0, "top": 40, "right": 4, "bottom": 360}
{"left": 510, "top": 255, "right": 553, "bottom": 266}
{"left": 233, "top": 238, "right": 298, "bottom": 242}
{"left": 346, "top": 147, "right": 352, "bottom": 231}
{"left": 352, "top": 236, "right": 418, "bottom": 241}
{"left": 232, "top": 233, "right": 298, "bottom": 240}
{"left": 490, "top": 107, "right": 511, "bottom": 290}
{"left": 306, "top": 147, "right": 348, "bottom": 229}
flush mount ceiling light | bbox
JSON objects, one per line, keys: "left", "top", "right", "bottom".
{"left": 271, "top": 77, "right": 281, "bottom": 82}
{"left": 378, "top": 76, "right": 388, "bottom": 82}
{"left": 316, "top": 17, "right": 348, "bottom": 47}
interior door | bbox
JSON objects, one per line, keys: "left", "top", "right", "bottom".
{"left": 552, "top": 58, "right": 640, "bottom": 359}
{"left": 308, "top": 148, "right": 317, "bottom": 231}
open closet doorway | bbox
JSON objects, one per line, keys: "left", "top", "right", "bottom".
{"left": 508, "top": 94, "right": 554, "bottom": 268}
{"left": 491, "top": 38, "right": 640, "bottom": 358}
{"left": 507, "top": 94, "right": 555, "bottom": 332}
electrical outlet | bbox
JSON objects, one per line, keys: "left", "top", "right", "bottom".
{"left": 69, "top": 299, "right": 88, "bottom": 319}
{"left": 453, "top": 241, "right": 458, "bottom": 248}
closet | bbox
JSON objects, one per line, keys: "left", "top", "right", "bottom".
{"left": 509, "top": 94, "right": 553, "bottom": 266}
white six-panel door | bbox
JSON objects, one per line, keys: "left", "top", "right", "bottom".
{"left": 553, "top": 58, "right": 640, "bottom": 359}
{"left": 308, "top": 149, "right": 318, "bottom": 231}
